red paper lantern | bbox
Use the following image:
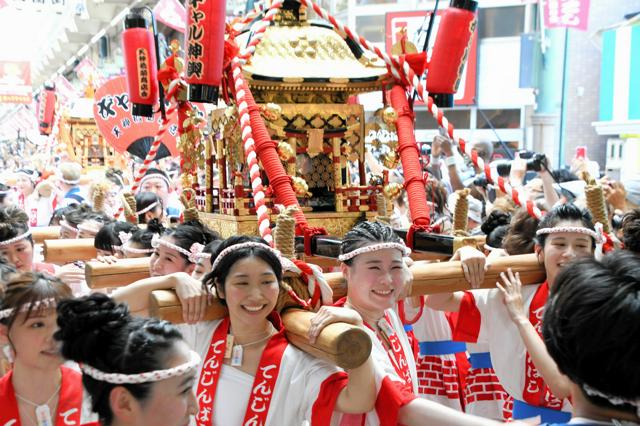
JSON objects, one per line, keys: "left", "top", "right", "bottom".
{"left": 185, "top": 0, "right": 226, "bottom": 104}
{"left": 426, "top": 0, "right": 478, "bottom": 107}
{"left": 122, "top": 11, "right": 158, "bottom": 117}
{"left": 37, "top": 83, "right": 56, "bottom": 136}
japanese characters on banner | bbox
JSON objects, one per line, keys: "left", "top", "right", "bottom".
{"left": 93, "top": 76, "right": 181, "bottom": 160}
{"left": 153, "top": 0, "right": 187, "bottom": 33}
{"left": 544, "top": 0, "right": 590, "bottom": 31}
{"left": 385, "top": 10, "right": 478, "bottom": 105}
{"left": 0, "top": 61, "right": 32, "bottom": 104}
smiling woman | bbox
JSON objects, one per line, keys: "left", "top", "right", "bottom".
{"left": 0, "top": 272, "right": 98, "bottom": 426}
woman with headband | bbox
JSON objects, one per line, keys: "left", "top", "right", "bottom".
{"left": 0, "top": 206, "right": 85, "bottom": 286}
{"left": 94, "top": 221, "right": 141, "bottom": 258}
{"left": 55, "top": 293, "right": 200, "bottom": 426}
{"left": 0, "top": 272, "right": 99, "bottom": 426}
{"left": 135, "top": 191, "right": 164, "bottom": 224}
{"left": 428, "top": 203, "right": 598, "bottom": 423}
{"left": 180, "top": 235, "right": 376, "bottom": 425}
{"left": 111, "top": 220, "right": 219, "bottom": 319}
{"left": 329, "top": 221, "right": 505, "bottom": 426}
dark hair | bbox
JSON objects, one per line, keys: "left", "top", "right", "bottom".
{"left": 340, "top": 221, "right": 404, "bottom": 266}
{"left": 94, "top": 222, "right": 141, "bottom": 253}
{"left": 202, "top": 240, "right": 222, "bottom": 257}
{"left": 126, "top": 219, "right": 164, "bottom": 253}
{"left": 0, "top": 206, "right": 31, "bottom": 245}
{"left": 481, "top": 210, "right": 511, "bottom": 249}
{"left": 49, "top": 206, "right": 77, "bottom": 226}
{"left": 502, "top": 208, "right": 540, "bottom": 255}
{"left": 425, "top": 179, "right": 448, "bottom": 215}
{"left": 105, "top": 168, "right": 125, "bottom": 189}
{"left": 135, "top": 191, "right": 163, "bottom": 224}
{"left": 0, "top": 272, "right": 71, "bottom": 328}
{"left": 0, "top": 256, "right": 17, "bottom": 285}
{"left": 551, "top": 168, "right": 579, "bottom": 183}
{"left": 63, "top": 204, "right": 93, "bottom": 227}
{"left": 162, "top": 221, "right": 219, "bottom": 263}
{"left": 0, "top": 182, "right": 10, "bottom": 204}
{"left": 542, "top": 252, "right": 640, "bottom": 413}
{"left": 535, "top": 203, "right": 595, "bottom": 248}
{"left": 203, "top": 236, "right": 281, "bottom": 306}
{"left": 621, "top": 209, "right": 640, "bottom": 253}
{"left": 55, "top": 293, "right": 184, "bottom": 426}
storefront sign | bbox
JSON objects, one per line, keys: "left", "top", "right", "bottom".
{"left": 545, "top": 0, "right": 590, "bottom": 31}
{"left": 0, "top": 61, "right": 32, "bottom": 104}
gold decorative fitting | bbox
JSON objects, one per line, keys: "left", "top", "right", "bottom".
{"left": 291, "top": 176, "right": 312, "bottom": 198}
{"left": 277, "top": 141, "right": 295, "bottom": 162}
{"left": 382, "top": 150, "right": 399, "bottom": 169}
{"left": 383, "top": 182, "right": 403, "bottom": 201}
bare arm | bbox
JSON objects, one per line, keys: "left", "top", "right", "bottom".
{"left": 308, "top": 306, "right": 376, "bottom": 413}
{"left": 497, "top": 270, "right": 571, "bottom": 400}
{"left": 399, "top": 398, "right": 503, "bottom": 426}
{"left": 539, "top": 168, "right": 560, "bottom": 210}
{"left": 111, "top": 272, "right": 208, "bottom": 323}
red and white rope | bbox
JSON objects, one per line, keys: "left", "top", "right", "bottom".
{"left": 293, "top": 0, "right": 542, "bottom": 219}
{"left": 230, "top": 62, "right": 273, "bottom": 244}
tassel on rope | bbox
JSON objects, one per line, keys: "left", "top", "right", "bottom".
{"left": 121, "top": 192, "right": 138, "bottom": 224}
{"left": 274, "top": 205, "right": 298, "bottom": 260}
{"left": 583, "top": 173, "right": 610, "bottom": 234}
{"left": 453, "top": 189, "right": 470, "bottom": 235}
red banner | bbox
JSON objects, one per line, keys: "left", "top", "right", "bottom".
{"left": 153, "top": 0, "right": 187, "bottom": 33}
{"left": 0, "top": 61, "right": 32, "bottom": 104}
{"left": 544, "top": 0, "right": 590, "bottom": 31}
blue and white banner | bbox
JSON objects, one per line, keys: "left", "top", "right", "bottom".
{"left": 599, "top": 23, "right": 640, "bottom": 122}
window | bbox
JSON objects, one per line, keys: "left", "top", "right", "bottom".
{"left": 477, "top": 109, "right": 521, "bottom": 129}
{"left": 478, "top": 6, "right": 525, "bottom": 38}
{"left": 415, "top": 108, "right": 471, "bottom": 130}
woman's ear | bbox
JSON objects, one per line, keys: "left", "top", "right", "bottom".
{"left": 215, "top": 278, "right": 225, "bottom": 300}
{"left": 340, "top": 263, "right": 350, "bottom": 282}
{"left": 110, "top": 386, "right": 139, "bottom": 423}
{"left": 0, "top": 324, "right": 9, "bottom": 346}
{"left": 185, "top": 262, "right": 196, "bottom": 275}
{"left": 534, "top": 244, "right": 543, "bottom": 264}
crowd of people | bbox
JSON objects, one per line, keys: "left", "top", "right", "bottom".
{"left": 0, "top": 135, "right": 639, "bottom": 426}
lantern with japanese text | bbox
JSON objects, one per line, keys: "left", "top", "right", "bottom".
{"left": 122, "top": 10, "right": 159, "bottom": 117}
{"left": 185, "top": 0, "right": 225, "bottom": 104}
{"left": 426, "top": 0, "right": 477, "bottom": 107}
{"left": 37, "top": 83, "right": 56, "bottom": 136}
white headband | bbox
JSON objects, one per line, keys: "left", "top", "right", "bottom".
{"left": 151, "top": 234, "right": 206, "bottom": 263}
{"left": 0, "top": 230, "right": 32, "bottom": 247}
{"left": 582, "top": 383, "right": 640, "bottom": 417}
{"left": 0, "top": 189, "right": 10, "bottom": 195}
{"left": 138, "top": 174, "right": 171, "bottom": 193}
{"left": 15, "top": 170, "right": 38, "bottom": 183}
{"left": 136, "top": 201, "right": 160, "bottom": 216}
{"left": 81, "top": 350, "right": 201, "bottom": 384}
{"left": 536, "top": 225, "right": 603, "bottom": 244}
{"left": 77, "top": 222, "right": 101, "bottom": 235}
{"left": 338, "top": 242, "right": 411, "bottom": 262}
{"left": 211, "top": 242, "right": 281, "bottom": 272}
{"left": 0, "top": 297, "right": 57, "bottom": 320}
{"left": 58, "top": 174, "right": 80, "bottom": 185}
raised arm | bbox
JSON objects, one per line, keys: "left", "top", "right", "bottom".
{"left": 496, "top": 269, "right": 571, "bottom": 400}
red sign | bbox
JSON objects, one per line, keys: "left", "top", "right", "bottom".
{"left": 385, "top": 10, "right": 478, "bottom": 106}
{"left": 0, "top": 61, "right": 32, "bottom": 104}
{"left": 544, "top": 0, "right": 590, "bottom": 31}
{"left": 153, "top": 0, "right": 187, "bottom": 33}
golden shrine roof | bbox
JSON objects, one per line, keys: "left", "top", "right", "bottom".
{"left": 237, "top": 22, "right": 389, "bottom": 90}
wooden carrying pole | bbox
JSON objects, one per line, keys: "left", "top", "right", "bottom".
{"left": 85, "top": 257, "right": 151, "bottom": 289}
{"left": 328, "top": 253, "right": 545, "bottom": 299}
{"left": 32, "top": 226, "right": 61, "bottom": 244}
{"left": 149, "top": 291, "right": 372, "bottom": 370}
{"left": 43, "top": 239, "right": 97, "bottom": 264}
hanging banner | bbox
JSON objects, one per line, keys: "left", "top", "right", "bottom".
{"left": 0, "top": 61, "right": 32, "bottom": 104}
{"left": 153, "top": 0, "right": 187, "bottom": 33}
{"left": 544, "top": 0, "right": 590, "bottom": 31}
{"left": 385, "top": 10, "right": 478, "bottom": 106}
